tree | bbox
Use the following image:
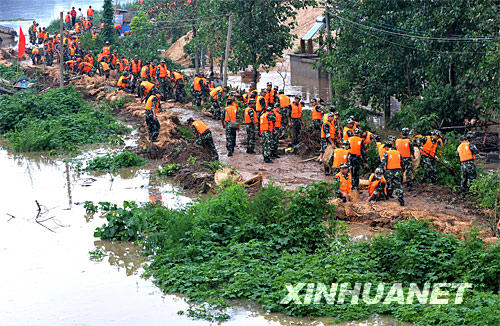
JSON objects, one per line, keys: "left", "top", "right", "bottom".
{"left": 101, "top": 0, "right": 115, "bottom": 43}
{"left": 321, "top": 0, "right": 499, "bottom": 129}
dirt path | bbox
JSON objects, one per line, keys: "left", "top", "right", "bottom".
{"left": 169, "top": 106, "right": 328, "bottom": 189}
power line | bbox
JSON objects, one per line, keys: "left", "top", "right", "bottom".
{"left": 330, "top": 11, "right": 500, "bottom": 42}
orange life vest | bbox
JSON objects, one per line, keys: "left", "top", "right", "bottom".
{"left": 193, "top": 77, "right": 202, "bottom": 91}
{"left": 117, "top": 76, "right": 128, "bottom": 87}
{"left": 224, "top": 106, "right": 237, "bottom": 122}
{"left": 421, "top": 136, "right": 438, "bottom": 158}
{"left": 131, "top": 60, "right": 141, "bottom": 73}
{"left": 192, "top": 120, "right": 209, "bottom": 136}
{"left": 140, "top": 81, "right": 155, "bottom": 93}
{"left": 140, "top": 66, "right": 149, "bottom": 79}
{"left": 377, "top": 142, "right": 386, "bottom": 161}
{"left": 87, "top": 8, "right": 94, "bottom": 16}
{"left": 100, "top": 62, "right": 110, "bottom": 71}
{"left": 102, "top": 46, "right": 111, "bottom": 55}
{"left": 145, "top": 95, "right": 159, "bottom": 113}
{"left": 260, "top": 112, "right": 273, "bottom": 133}
{"left": 368, "top": 174, "right": 387, "bottom": 196}
{"left": 173, "top": 72, "right": 184, "bottom": 83}
{"left": 149, "top": 64, "right": 156, "bottom": 79}
{"left": 278, "top": 94, "right": 290, "bottom": 108}
{"left": 396, "top": 138, "right": 412, "bottom": 158}
{"left": 256, "top": 96, "right": 265, "bottom": 112}
{"left": 32, "top": 48, "right": 39, "bottom": 55}
{"left": 290, "top": 102, "right": 302, "bottom": 119}
{"left": 332, "top": 148, "right": 349, "bottom": 169}
{"left": 457, "top": 142, "right": 475, "bottom": 162}
{"left": 65, "top": 14, "right": 70, "bottom": 23}
{"left": 349, "top": 136, "right": 363, "bottom": 156}
{"left": 312, "top": 105, "right": 323, "bottom": 120}
{"left": 385, "top": 150, "right": 402, "bottom": 170}
{"left": 244, "top": 107, "right": 257, "bottom": 124}
{"left": 321, "top": 121, "right": 334, "bottom": 140}
{"left": 157, "top": 64, "right": 169, "bottom": 78}
{"left": 210, "top": 86, "right": 222, "bottom": 100}
{"left": 343, "top": 126, "right": 354, "bottom": 141}
{"left": 273, "top": 108, "right": 282, "bottom": 128}
{"left": 335, "top": 172, "right": 352, "bottom": 195}
{"left": 364, "top": 131, "right": 374, "bottom": 145}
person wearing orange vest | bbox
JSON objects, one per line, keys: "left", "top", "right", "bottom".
{"left": 396, "top": 128, "right": 415, "bottom": 191}
{"left": 244, "top": 99, "right": 258, "bottom": 154}
{"left": 311, "top": 99, "right": 325, "bottom": 131}
{"left": 222, "top": 98, "right": 239, "bottom": 156}
{"left": 102, "top": 42, "right": 111, "bottom": 56}
{"left": 84, "top": 52, "right": 94, "bottom": 66}
{"left": 191, "top": 73, "right": 205, "bottom": 107}
{"left": 361, "top": 130, "right": 377, "bottom": 146}
{"left": 144, "top": 93, "right": 162, "bottom": 142}
{"left": 138, "top": 80, "right": 156, "bottom": 102}
{"left": 29, "top": 21, "right": 37, "bottom": 44}
{"left": 343, "top": 119, "right": 355, "bottom": 141}
{"left": 149, "top": 60, "right": 157, "bottom": 82}
{"left": 172, "top": 71, "right": 186, "bottom": 103}
{"left": 155, "top": 60, "right": 172, "bottom": 99}
{"left": 99, "top": 61, "right": 110, "bottom": 79}
{"left": 140, "top": 64, "right": 150, "bottom": 82}
{"left": 457, "top": 135, "right": 479, "bottom": 193}
{"left": 117, "top": 72, "right": 132, "bottom": 92}
{"left": 348, "top": 128, "right": 367, "bottom": 190}
{"left": 37, "top": 28, "right": 44, "bottom": 44}
{"left": 289, "top": 96, "right": 303, "bottom": 146}
{"left": 277, "top": 90, "right": 291, "bottom": 134}
{"left": 331, "top": 140, "right": 351, "bottom": 177}
{"left": 260, "top": 106, "right": 276, "bottom": 163}
{"left": 255, "top": 91, "right": 267, "bottom": 121}
{"left": 367, "top": 168, "right": 388, "bottom": 202}
{"left": 209, "top": 86, "right": 226, "bottom": 120}
{"left": 418, "top": 130, "right": 440, "bottom": 184}
{"left": 271, "top": 104, "right": 283, "bottom": 159}
{"left": 379, "top": 141, "right": 405, "bottom": 206}
{"left": 334, "top": 163, "right": 352, "bottom": 202}
{"left": 264, "top": 82, "right": 277, "bottom": 106}
{"left": 31, "top": 47, "right": 41, "bottom": 64}
{"left": 320, "top": 113, "right": 336, "bottom": 168}
{"left": 79, "top": 61, "right": 95, "bottom": 76}
{"left": 87, "top": 6, "right": 94, "bottom": 21}
{"left": 42, "top": 40, "right": 54, "bottom": 66}
{"left": 187, "top": 118, "right": 219, "bottom": 161}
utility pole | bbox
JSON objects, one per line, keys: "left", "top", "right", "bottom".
{"left": 59, "top": 11, "right": 64, "bottom": 88}
{"left": 192, "top": 21, "right": 199, "bottom": 73}
{"left": 324, "top": 6, "right": 333, "bottom": 103}
{"left": 223, "top": 13, "right": 233, "bottom": 87}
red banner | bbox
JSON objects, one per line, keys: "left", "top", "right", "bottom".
{"left": 18, "top": 27, "right": 26, "bottom": 59}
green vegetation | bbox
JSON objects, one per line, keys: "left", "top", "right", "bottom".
{"left": 471, "top": 170, "right": 500, "bottom": 233}
{"left": 84, "top": 151, "right": 145, "bottom": 172}
{"left": 94, "top": 182, "right": 500, "bottom": 324}
{"left": 0, "top": 85, "right": 128, "bottom": 152}
{"left": 323, "top": 0, "right": 499, "bottom": 131}
{"left": 0, "top": 64, "right": 20, "bottom": 81}
{"left": 157, "top": 163, "right": 181, "bottom": 176}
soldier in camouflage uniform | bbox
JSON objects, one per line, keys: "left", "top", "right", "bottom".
{"left": 261, "top": 106, "right": 276, "bottom": 163}
{"left": 396, "top": 128, "right": 415, "bottom": 191}
{"left": 418, "top": 131, "right": 440, "bottom": 184}
{"left": 222, "top": 99, "right": 239, "bottom": 156}
{"left": 187, "top": 118, "right": 219, "bottom": 161}
{"left": 380, "top": 141, "right": 405, "bottom": 206}
{"left": 156, "top": 60, "right": 173, "bottom": 100}
{"left": 244, "top": 99, "right": 258, "bottom": 154}
{"left": 457, "top": 135, "right": 479, "bottom": 193}
{"left": 145, "top": 93, "right": 162, "bottom": 143}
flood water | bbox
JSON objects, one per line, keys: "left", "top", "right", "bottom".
{"left": 0, "top": 0, "right": 130, "bottom": 32}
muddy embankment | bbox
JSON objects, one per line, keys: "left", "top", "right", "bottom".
{"left": 11, "top": 57, "right": 496, "bottom": 242}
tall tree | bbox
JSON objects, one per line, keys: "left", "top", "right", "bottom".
{"left": 101, "top": 0, "right": 115, "bottom": 43}
{"left": 321, "top": 0, "right": 499, "bottom": 130}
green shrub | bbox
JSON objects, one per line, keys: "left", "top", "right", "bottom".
{"left": 0, "top": 64, "right": 20, "bottom": 81}
{"left": 85, "top": 151, "right": 145, "bottom": 172}
{"left": 157, "top": 163, "right": 180, "bottom": 176}
{"left": 0, "top": 85, "right": 128, "bottom": 151}
{"left": 93, "top": 183, "right": 500, "bottom": 324}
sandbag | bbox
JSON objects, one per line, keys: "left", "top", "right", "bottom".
{"left": 214, "top": 167, "right": 243, "bottom": 185}
{"left": 322, "top": 144, "right": 334, "bottom": 166}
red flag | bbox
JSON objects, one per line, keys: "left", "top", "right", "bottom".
{"left": 18, "top": 27, "right": 26, "bottom": 59}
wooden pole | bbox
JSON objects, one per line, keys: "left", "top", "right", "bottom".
{"left": 223, "top": 13, "right": 233, "bottom": 87}
{"left": 324, "top": 7, "right": 333, "bottom": 103}
{"left": 59, "top": 11, "right": 64, "bottom": 88}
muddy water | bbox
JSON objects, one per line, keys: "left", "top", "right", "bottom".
{"left": 0, "top": 144, "right": 396, "bottom": 325}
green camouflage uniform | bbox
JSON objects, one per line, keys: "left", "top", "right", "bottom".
{"left": 156, "top": 65, "right": 173, "bottom": 100}
{"left": 280, "top": 106, "right": 290, "bottom": 137}
{"left": 225, "top": 126, "right": 237, "bottom": 155}
{"left": 245, "top": 109, "right": 256, "bottom": 153}
{"left": 191, "top": 127, "right": 219, "bottom": 161}
{"left": 210, "top": 93, "right": 222, "bottom": 120}
{"left": 380, "top": 152, "right": 404, "bottom": 204}
{"left": 418, "top": 137, "right": 438, "bottom": 184}
{"left": 145, "top": 110, "right": 160, "bottom": 142}
{"left": 261, "top": 112, "right": 276, "bottom": 161}
{"left": 291, "top": 118, "right": 302, "bottom": 146}
{"left": 174, "top": 79, "right": 186, "bottom": 103}
{"left": 459, "top": 143, "right": 479, "bottom": 193}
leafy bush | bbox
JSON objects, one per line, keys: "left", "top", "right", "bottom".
{"left": 93, "top": 183, "right": 499, "bottom": 324}
{"left": 85, "top": 151, "right": 145, "bottom": 172}
{"left": 0, "top": 64, "right": 20, "bottom": 81}
{"left": 157, "top": 163, "right": 180, "bottom": 176}
{"left": 0, "top": 85, "right": 128, "bottom": 151}
{"left": 470, "top": 170, "right": 500, "bottom": 233}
